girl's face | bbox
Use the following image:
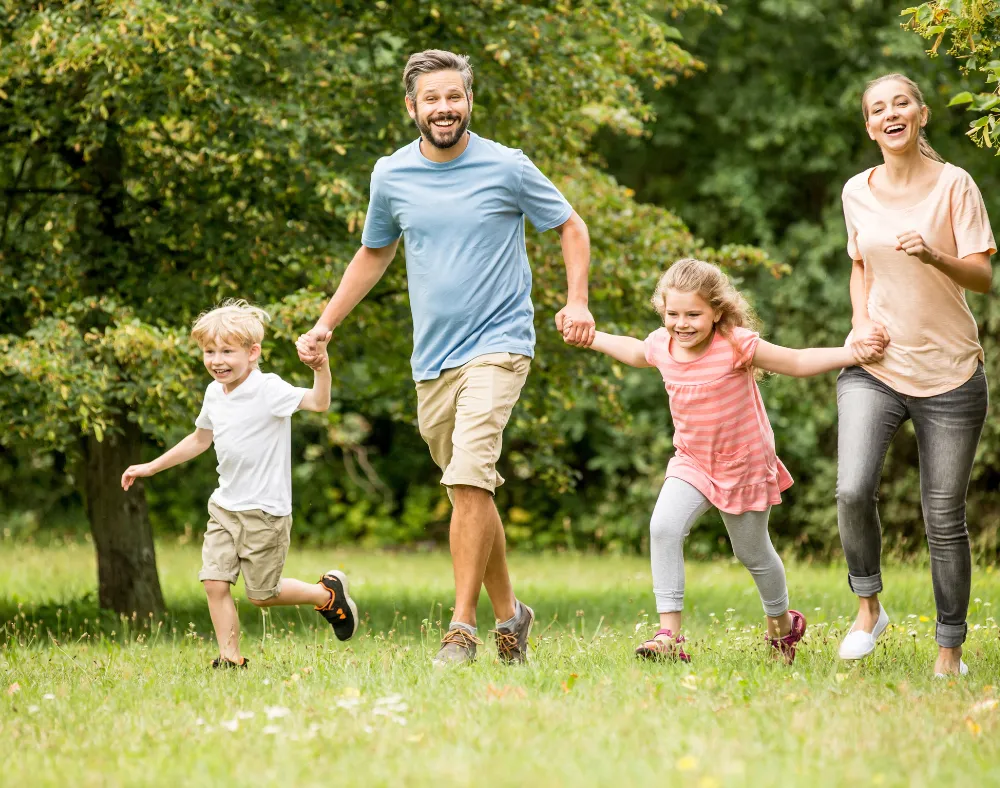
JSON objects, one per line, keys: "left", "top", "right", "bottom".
{"left": 663, "top": 288, "right": 721, "bottom": 354}
{"left": 864, "top": 80, "right": 927, "bottom": 155}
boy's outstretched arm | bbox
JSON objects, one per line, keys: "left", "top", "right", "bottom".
{"left": 751, "top": 337, "right": 883, "bottom": 378}
{"left": 296, "top": 330, "right": 332, "bottom": 412}
{"left": 573, "top": 330, "right": 651, "bottom": 368}
{"left": 121, "top": 428, "right": 214, "bottom": 491}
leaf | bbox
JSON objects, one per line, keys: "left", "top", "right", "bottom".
{"left": 948, "top": 91, "right": 975, "bottom": 106}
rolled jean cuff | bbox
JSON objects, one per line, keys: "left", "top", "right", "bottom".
{"left": 935, "top": 620, "right": 967, "bottom": 648}
{"left": 847, "top": 572, "right": 882, "bottom": 598}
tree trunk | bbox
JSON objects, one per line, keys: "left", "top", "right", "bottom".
{"left": 82, "top": 415, "right": 165, "bottom": 617}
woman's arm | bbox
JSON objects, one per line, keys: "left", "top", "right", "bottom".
{"left": 579, "top": 331, "right": 651, "bottom": 368}
{"left": 895, "top": 232, "right": 992, "bottom": 293}
{"left": 751, "top": 339, "right": 881, "bottom": 378}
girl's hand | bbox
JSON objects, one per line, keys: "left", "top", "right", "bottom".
{"left": 895, "top": 231, "right": 938, "bottom": 266}
{"left": 561, "top": 318, "right": 594, "bottom": 348}
{"left": 850, "top": 319, "right": 889, "bottom": 362}
{"left": 121, "top": 463, "right": 155, "bottom": 491}
{"left": 852, "top": 337, "right": 886, "bottom": 365}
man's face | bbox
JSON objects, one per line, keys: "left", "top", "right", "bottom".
{"left": 406, "top": 70, "right": 472, "bottom": 150}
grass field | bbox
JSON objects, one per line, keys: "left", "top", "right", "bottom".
{"left": 2, "top": 542, "right": 999, "bottom": 787}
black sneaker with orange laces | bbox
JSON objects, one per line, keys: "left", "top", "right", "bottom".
{"left": 211, "top": 656, "right": 249, "bottom": 669}
{"left": 314, "top": 570, "right": 359, "bottom": 641}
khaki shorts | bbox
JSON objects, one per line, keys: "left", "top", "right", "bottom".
{"left": 198, "top": 500, "right": 292, "bottom": 600}
{"left": 416, "top": 352, "right": 531, "bottom": 494}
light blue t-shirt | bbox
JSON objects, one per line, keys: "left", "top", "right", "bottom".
{"left": 361, "top": 132, "right": 573, "bottom": 381}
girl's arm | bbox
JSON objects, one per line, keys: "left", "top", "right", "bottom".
{"left": 751, "top": 339, "right": 880, "bottom": 378}
{"left": 580, "top": 331, "right": 651, "bottom": 368}
{"left": 121, "top": 429, "right": 214, "bottom": 491}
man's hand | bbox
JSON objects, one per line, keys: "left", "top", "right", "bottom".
{"left": 296, "top": 324, "right": 332, "bottom": 369}
{"left": 555, "top": 302, "right": 595, "bottom": 347}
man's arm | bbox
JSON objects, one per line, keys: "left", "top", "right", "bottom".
{"left": 553, "top": 211, "right": 595, "bottom": 347}
{"left": 299, "top": 241, "right": 399, "bottom": 365}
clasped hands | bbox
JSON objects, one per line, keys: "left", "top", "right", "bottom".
{"left": 556, "top": 303, "right": 596, "bottom": 347}
{"left": 295, "top": 326, "right": 332, "bottom": 370}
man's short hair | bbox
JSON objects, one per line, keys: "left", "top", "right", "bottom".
{"left": 403, "top": 49, "right": 473, "bottom": 101}
{"left": 191, "top": 299, "right": 269, "bottom": 349}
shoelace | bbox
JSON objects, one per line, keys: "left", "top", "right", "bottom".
{"left": 492, "top": 630, "right": 520, "bottom": 655}
{"left": 441, "top": 628, "right": 483, "bottom": 649}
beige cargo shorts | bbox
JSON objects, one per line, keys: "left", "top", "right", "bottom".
{"left": 416, "top": 352, "right": 531, "bottom": 494}
{"left": 198, "top": 500, "right": 292, "bottom": 600}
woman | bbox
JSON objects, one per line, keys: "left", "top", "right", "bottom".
{"left": 837, "top": 73, "right": 994, "bottom": 677}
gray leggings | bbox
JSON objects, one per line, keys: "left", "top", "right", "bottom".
{"left": 650, "top": 477, "right": 789, "bottom": 616}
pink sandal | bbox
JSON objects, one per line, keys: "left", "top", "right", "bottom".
{"left": 768, "top": 609, "right": 807, "bottom": 664}
{"left": 635, "top": 629, "right": 692, "bottom": 662}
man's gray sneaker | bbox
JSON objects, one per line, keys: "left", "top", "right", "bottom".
{"left": 493, "top": 601, "right": 534, "bottom": 664}
{"left": 432, "top": 626, "right": 482, "bottom": 667}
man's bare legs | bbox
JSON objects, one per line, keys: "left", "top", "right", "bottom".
{"left": 450, "top": 485, "right": 516, "bottom": 627}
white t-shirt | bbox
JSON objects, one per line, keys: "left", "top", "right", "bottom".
{"left": 195, "top": 369, "right": 309, "bottom": 516}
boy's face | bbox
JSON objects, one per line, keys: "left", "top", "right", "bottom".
{"left": 201, "top": 337, "right": 260, "bottom": 390}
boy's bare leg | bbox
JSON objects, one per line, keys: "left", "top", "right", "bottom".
{"left": 250, "top": 579, "right": 329, "bottom": 607}
{"left": 203, "top": 580, "right": 242, "bottom": 662}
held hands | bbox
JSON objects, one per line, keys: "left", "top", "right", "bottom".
{"left": 850, "top": 319, "right": 890, "bottom": 365}
{"left": 296, "top": 326, "right": 332, "bottom": 370}
{"left": 555, "top": 302, "right": 596, "bottom": 347}
{"left": 895, "top": 231, "right": 938, "bottom": 267}
{"left": 121, "top": 464, "right": 155, "bottom": 491}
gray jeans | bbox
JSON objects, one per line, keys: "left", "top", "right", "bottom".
{"left": 836, "top": 363, "right": 988, "bottom": 648}
{"left": 650, "top": 477, "right": 789, "bottom": 616}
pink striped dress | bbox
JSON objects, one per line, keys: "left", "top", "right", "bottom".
{"left": 644, "top": 326, "right": 793, "bottom": 514}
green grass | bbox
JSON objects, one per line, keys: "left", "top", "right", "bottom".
{"left": 2, "top": 542, "right": 999, "bottom": 787}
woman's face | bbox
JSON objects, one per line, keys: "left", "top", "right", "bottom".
{"left": 864, "top": 80, "right": 928, "bottom": 155}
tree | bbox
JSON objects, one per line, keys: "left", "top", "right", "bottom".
{"left": 0, "top": 0, "right": 776, "bottom": 613}
{"left": 904, "top": 1, "right": 1000, "bottom": 152}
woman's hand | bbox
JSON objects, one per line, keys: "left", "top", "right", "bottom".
{"left": 895, "top": 231, "right": 938, "bottom": 266}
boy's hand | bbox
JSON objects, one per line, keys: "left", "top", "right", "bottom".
{"left": 296, "top": 330, "right": 331, "bottom": 370}
{"left": 121, "top": 464, "right": 155, "bottom": 491}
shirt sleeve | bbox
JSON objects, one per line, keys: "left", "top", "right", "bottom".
{"left": 843, "top": 196, "right": 861, "bottom": 261}
{"left": 729, "top": 327, "right": 761, "bottom": 370}
{"left": 643, "top": 328, "right": 669, "bottom": 368}
{"left": 195, "top": 389, "right": 213, "bottom": 430}
{"left": 516, "top": 153, "right": 574, "bottom": 232}
{"left": 264, "top": 376, "right": 310, "bottom": 418}
{"left": 360, "top": 162, "right": 402, "bottom": 248}
{"left": 952, "top": 176, "right": 997, "bottom": 259}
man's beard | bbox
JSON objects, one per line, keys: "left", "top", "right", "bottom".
{"left": 416, "top": 111, "right": 471, "bottom": 150}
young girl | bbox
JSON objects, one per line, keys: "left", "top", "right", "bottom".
{"left": 568, "top": 258, "right": 884, "bottom": 663}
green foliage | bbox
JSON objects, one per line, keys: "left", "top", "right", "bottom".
{"left": 0, "top": 2, "right": 779, "bottom": 546}
{"left": 596, "top": 0, "right": 1000, "bottom": 555}
{"left": 903, "top": 0, "right": 1000, "bottom": 152}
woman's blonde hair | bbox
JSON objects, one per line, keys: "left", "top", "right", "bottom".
{"left": 190, "top": 299, "right": 270, "bottom": 349}
{"left": 862, "top": 73, "right": 944, "bottom": 163}
{"left": 651, "top": 258, "right": 760, "bottom": 336}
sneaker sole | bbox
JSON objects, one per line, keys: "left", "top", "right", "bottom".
{"left": 324, "top": 569, "right": 359, "bottom": 640}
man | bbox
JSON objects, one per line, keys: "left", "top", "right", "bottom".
{"left": 298, "top": 49, "right": 594, "bottom": 666}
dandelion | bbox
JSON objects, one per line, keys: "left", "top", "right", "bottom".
{"left": 235, "top": 710, "right": 255, "bottom": 720}
{"left": 262, "top": 679, "right": 271, "bottom": 686}
{"left": 336, "top": 697, "right": 361, "bottom": 710}
{"left": 969, "top": 699, "right": 999, "bottom": 714}
{"left": 265, "top": 706, "right": 291, "bottom": 720}
{"left": 262, "top": 725, "right": 281, "bottom": 735}
{"left": 965, "top": 718, "right": 982, "bottom": 737}
{"left": 195, "top": 718, "right": 206, "bottom": 726}
{"left": 221, "top": 719, "right": 239, "bottom": 732}
{"left": 42, "top": 693, "right": 55, "bottom": 701}
{"left": 919, "top": 616, "right": 930, "bottom": 623}
{"left": 677, "top": 756, "right": 698, "bottom": 771}
{"left": 27, "top": 705, "right": 40, "bottom": 714}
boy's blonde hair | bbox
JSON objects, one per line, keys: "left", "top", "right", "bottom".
{"left": 650, "top": 258, "right": 760, "bottom": 337}
{"left": 191, "top": 299, "right": 270, "bottom": 349}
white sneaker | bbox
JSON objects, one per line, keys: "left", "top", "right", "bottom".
{"left": 838, "top": 605, "right": 889, "bottom": 660}
{"left": 934, "top": 660, "right": 969, "bottom": 679}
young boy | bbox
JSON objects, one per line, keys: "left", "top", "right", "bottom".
{"left": 121, "top": 299, "right": 357, "bottom": 668}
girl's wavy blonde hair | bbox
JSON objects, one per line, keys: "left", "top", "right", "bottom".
{"left": 651, "top": 258, "right": 760, "bottom": 336}
{"left": 190, "top": 299, "right": 270, "bottom": 350}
